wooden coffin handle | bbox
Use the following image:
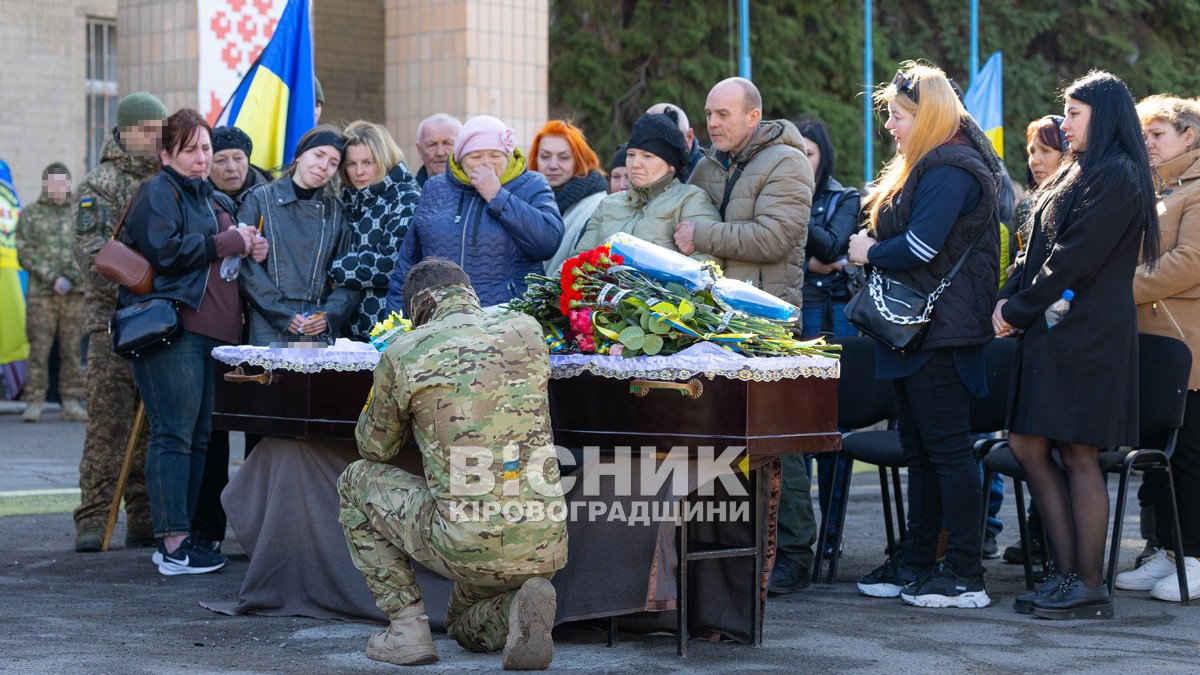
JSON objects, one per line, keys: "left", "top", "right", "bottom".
{"left": 223, "top": 366, "right": 277, "bottom": 385}
{"left": 629, "top": 378, "right": 704, "bottom": 399}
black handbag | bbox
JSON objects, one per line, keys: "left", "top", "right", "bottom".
{"left": 844, "top": 226, "right": 989, "bottom": 352}
{"left": 110, "top": 298, "right": 183, "bottom": 360}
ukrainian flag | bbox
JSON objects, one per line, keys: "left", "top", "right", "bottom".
{"left": 0, "top": 160, "right": 28, "bottom": 366}
{"left": 964, "top": 51, "right": 1003, "bottom": 158}
{"left": 216, "top": 0, "right": 315, "bottom": 170}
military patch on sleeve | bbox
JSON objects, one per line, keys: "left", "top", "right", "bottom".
{"left": 75, "top": 199, "right": 100, "bottom": 234}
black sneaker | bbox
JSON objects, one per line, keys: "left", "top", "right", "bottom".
{"left": 155, "top": 537, "right": 227, "bottom": 576}
{"left": 982, "top": 531, "right": 1001, "bottom": 560}
{"left": 193, "top": 538, "right": 222, "bottom": 555}
{"left": 1002, "top": 538, "right": 1044, "bottom": 565}
{"left": 768, "top": 555, "right": 811, "bottom": 595}
{"left": 857, "top": 555, "right": 929, "bottom": 598}
{"left": 900, "top": 561, "right": 991, "bottom": 608}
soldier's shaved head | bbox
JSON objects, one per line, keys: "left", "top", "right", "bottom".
{"left": 404, "top": 258, "right": 473, "bottom": 325}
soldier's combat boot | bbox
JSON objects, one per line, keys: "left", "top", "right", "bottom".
{"left": 366, "top": 600, "right": 438, "bottom": 666}
{"left": 22, "top": 403, "right": 42, "bottom": 423}
{"left": 75, "top": 523, "right": 104, "bottom": 552}
{"left": 503, "top": 578, "right": 556, "bottom": 670}
{"left": 61, "top": 399, "right": 89, "bottom": 422}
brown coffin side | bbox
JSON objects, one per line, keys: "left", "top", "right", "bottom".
{"left": 549, "top": 373, "right": 840, "bottom": 456}
{"left": 212, "top": 363, "right": 372, "bottom": 439}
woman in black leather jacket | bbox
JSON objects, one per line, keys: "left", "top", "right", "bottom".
{"left": 794, "top": 118, "right": 862, "bottom": 340}
{"left": 238, "top": 125, "right": 360, "bottom": 345}
{"left": 120, "top": 108, "right": 267, "bottom": 576}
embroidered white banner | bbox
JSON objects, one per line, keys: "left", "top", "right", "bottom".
{"left": 197, "top": 0, "right": 286, "bottom": 125}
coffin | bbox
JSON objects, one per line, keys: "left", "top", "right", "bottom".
{"left": 210, "top": 345, "right": 378, "bottom": 438}
{"left": 210, "top": 344, "right": 840, "bottom": 453}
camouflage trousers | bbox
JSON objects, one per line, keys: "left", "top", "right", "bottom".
{"left": 22, "top": 293, "right": 85, "bottom": 403}
{"left": 73, "top": 328, "right": 151, "bottom": 532}
{"left": 338, "top": 460, "right": 552, "bottom": 653}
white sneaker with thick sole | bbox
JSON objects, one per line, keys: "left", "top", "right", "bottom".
{"left": 1115, "top": 548, "right": 1174, "bottom": 591}
{"left": 1150, "top": 557, "right": 1200, "bottom": 602}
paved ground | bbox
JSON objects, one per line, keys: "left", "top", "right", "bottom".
{"left": 1, "top": 405, "right": 1197, "bottom": 674}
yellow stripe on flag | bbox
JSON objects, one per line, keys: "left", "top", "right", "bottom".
{"left": 232, "top": 69, "right": 291, "bottom": 170}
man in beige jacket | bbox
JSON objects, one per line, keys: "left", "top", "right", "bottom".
{"left": 674, "top": 77, "right": 814, "bottom": 308}
{"left": 674, "top": 76, "right": 816, "bottom": 594}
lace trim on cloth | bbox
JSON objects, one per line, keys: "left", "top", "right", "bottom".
{"left": 547, "top": 342, "right": 839, "bottom": 382}
{"left": 212, "top": 339, "right": 840, "bottom": 381}
{"left": 211, "top": 339, "right": 380, "bottom": 374}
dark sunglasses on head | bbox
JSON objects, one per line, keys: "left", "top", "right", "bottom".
{"left": 892, "top": 70, "right": 919, "bottom": 103}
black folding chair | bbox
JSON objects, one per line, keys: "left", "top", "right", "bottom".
{"left": 981, "top": 334, "right": 1192, "bottom": 602}
{"left": 813, "top": 336, "right": 901, "bottom": 583}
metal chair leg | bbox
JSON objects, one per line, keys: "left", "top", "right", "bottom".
{"left": 1012, "top": 479, "right": 1034, "bottom": 589}
{"left": 1105, "top": 453, "right": 1137, "bottom": 594}
{"left": 891, "top": 467, "right": 907, "bottom": 541}
{"left": 1162, "top": 463, "right": 1191, "bottom": 606}
{"left": 826, "top": 457, "right": 856, "bottom": 584}
{"left": 677, "top": 493, "right": 689, "bottom": 658}
{"left": 879, "top": 467, "right": 897, "bottom": 554}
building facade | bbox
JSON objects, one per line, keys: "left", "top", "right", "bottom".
{"left": 0, "top": 0, "right": 548, "bottom": 200}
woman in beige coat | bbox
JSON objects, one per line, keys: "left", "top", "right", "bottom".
{"left": 573, "top": 111, "right": 718, "bottom": 256}
{"left": 1115, "top": 95, "right": 1200, "bottom": 602}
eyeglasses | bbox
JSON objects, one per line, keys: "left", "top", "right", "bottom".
{"left": 892, "top": 70, "right": 919, "bottom": 103}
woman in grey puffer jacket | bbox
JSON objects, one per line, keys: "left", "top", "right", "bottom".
{"left": 387, "top": 115, "right": 563, "bottom": 311}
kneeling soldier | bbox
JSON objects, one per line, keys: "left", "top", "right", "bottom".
{"left": 339, "top": 258, "right": 568, "bottom": 669}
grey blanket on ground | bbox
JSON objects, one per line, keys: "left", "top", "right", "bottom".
{"left": 200, "top": 437, "right": 777, "bottom": 643}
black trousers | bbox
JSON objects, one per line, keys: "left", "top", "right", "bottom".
{"left": 894, "top": 351, "right": 985, "bottom": 576}
{"left": 191, "top": 429, "right": 229, "bottom": 542}
{"left": 1146, "top": 390, "right": 1200, "bottom": 557}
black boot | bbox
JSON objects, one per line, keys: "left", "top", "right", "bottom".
{"left": 769, "top": 555, "right": 811, "bottom": 594}
{"left": 1013, "top": 566, "right": 1064, "bottom": 614}
{"left": 1031, "top": 572, "right": 1113, "bottom": 620}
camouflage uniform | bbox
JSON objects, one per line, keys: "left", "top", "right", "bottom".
{"left": 339, "top": 284, "right": 568, "bottom": 653}
{"left": 70, "top": 130, "right": 158, "bottom": 535}
{"left": 15, "top": 189, "right": 85, "bottom": 404}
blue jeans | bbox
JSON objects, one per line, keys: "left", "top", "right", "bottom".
{"left": 800, "top": 298, "right": 855, "bottom": 340}
{"left": 130, "top": 331, "right": 220, "bottom": 537}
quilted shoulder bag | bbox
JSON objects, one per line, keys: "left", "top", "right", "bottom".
{"left": 110, "top": 298, "right": 183, "bottom": 360}
{"left": 844, "top": 225, "right": 988, "bottom": 352}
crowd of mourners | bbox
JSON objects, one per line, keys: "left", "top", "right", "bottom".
{"left": 14, "top": 60, "right": 1200, "bottom": 651}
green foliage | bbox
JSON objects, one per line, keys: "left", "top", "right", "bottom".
{"left": 549, "top": 0, "right": 1200, "bottom": 187}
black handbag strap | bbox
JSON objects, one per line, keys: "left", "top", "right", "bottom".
{"left": 942, "top": 223, "right": 991, "bottom": 283}
{"left": 718, "top": 162, "right": 747, "bottom": 220}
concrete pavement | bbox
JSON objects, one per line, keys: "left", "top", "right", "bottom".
{"left": 1, "top": 407, "right": 1197, "bottom": 673}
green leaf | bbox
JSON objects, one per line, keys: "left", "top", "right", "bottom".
{"left": 648, "top": 318, "right": 671, "bottom": 335}
{"left": 678, "top": 298, "right": 695, "bottom": 320}
{"left": 618, "top": 326, "right": 645, "bottom": 350}
{"left": 642, "top": 335, "right": 664, "bottom": 355}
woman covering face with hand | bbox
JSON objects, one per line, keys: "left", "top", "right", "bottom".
{"left": 238, "top": 124, "right": 361, "bottom": 344}
{"left": 387, "top": 115, "right": 563, "bottom": 310}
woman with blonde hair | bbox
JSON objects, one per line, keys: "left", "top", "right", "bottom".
{"left": 1111, "top": 95, "right": 1200, "bottom": 602}
{"left": 530, "top": 120, "right": 609, "bottom": 272}
{"left": 848, "top": 61, "right": 1004, "bottom": 608}
{"left": 331, "top": 120, "right": 421, "bottom": 339}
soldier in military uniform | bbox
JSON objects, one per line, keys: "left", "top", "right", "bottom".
{"left": 339, "top": 259, "right": 567, "bottom": 670}
{"left": 70, "top": 92, "right": 167, "bottom": 552}
{"left": 15, "top": 163, "right": 86, "bottom": 423}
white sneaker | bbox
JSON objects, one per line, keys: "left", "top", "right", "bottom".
{"left": 1150, "top": 556, "right": 1200, "bottom": 602}
{"left": 1115, "top": 548, "right": 1175, "bottom": 591}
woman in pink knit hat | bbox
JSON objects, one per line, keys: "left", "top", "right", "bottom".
{"left": 387, "top": 115, "right": 563, "bottom": 310}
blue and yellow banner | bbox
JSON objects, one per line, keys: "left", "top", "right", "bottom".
{"left": 0, "top": 160, "right": 28, "bottom": 365}
{"left": 964, "top": 51, "right": 1003, "bottom": 158}
{"left": 216, "top": 0, "right": 315, "bottom": 170}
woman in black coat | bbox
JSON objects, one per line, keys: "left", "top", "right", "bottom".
{"left": 994, "top": 71, "right": 1160, "bottom": 619}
